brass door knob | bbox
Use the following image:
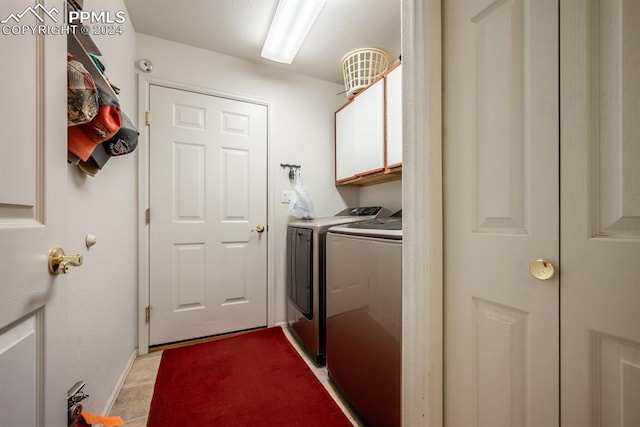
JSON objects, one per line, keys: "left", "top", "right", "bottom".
{"left": 48, "top": 247, "right": 83, "bottom": 275}
{"left": 251, "top": 225, "right": 265, "bottom": 233}
{"left": 529, "top": 259, "right": 555, "bottom": 280}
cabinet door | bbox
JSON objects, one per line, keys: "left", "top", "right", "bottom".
{"left": 354, "top": 77, "right": 385, "bottom": 175}
{"left": 386, "top": 64, "right": 402, "bottom": 167}
{"left": 335, "top": 77, "right": 385, "bottom": 183}
{"left": 335, "top": 101, "right": 357, "bottom": 181}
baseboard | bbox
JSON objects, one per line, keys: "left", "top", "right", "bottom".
{"left": 99, "top": 349, "right": 138, "bottom": 422}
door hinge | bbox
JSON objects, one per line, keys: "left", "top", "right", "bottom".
{"left": 145, "top": 306, "right": 150, "bottom": 322}
{"left": 145, "top": 111, "right": 151, "bottom": 126}
{"left": 145, "top": 208, "right": 150, "bottom": 224}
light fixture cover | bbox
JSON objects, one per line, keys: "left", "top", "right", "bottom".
{"left": 261, "top": 0, "right": 326, "bottom": 64}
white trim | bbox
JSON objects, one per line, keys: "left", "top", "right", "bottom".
{"left": 136, "top": 75, "right": 276, "bottom": 354}
{"left": 136, "top": 74, "right": 150, "bottom": 355}
{"left": 402, "top": 0, "right": 443, "bottom": 426}
{"left": 100, "top": 349, "right": 137, "bottom": 417}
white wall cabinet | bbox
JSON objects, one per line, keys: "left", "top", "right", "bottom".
{"left": 335, "top": 62, "right": 402, "bottom": 186}
{"left": 335, "top": 97, "right": 357, "bottom": 180}
{"left": 386, "top": 63, "right": 402, "bottom": 169}
{"left": 335, "top": 77, "right": 385, "bottom": 182}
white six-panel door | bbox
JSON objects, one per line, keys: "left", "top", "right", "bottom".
{"left": 0, "top": 0, "right": 67, "bottom": 425}
{"left": 444, "top": 0, "right": 640, "bottom": 426}
{"left": 560, "top": 1, "right": 640, "bottom": 425}
{"left": 443, "top": 0, "right": 560, "bottom": 425}
{"left": 148, "top": 85, "right": 268, "bottom": 346}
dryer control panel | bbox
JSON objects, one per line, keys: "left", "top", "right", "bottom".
{"left": 335, "top": 206, "right": 387, "bottom": 217}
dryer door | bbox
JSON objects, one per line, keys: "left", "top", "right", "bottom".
{"left": 286, "top": 227, "right": 313, "bottom": 319}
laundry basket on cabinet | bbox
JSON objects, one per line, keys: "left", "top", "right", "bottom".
{"left": 341, "top": 48, "right": 391, "bottom": 99}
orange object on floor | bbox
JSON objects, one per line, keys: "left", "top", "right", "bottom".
{"left": 77, "top": 409, "right": 124, "bottom": 426}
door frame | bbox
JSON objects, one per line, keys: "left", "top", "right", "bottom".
{"left": 401, "top": 0, "right": 443, "bottom": 425}
{"left": 134, "top": 5, "right": 445, "bottom": 420}
{"left": 136, "top": 76, "right": 274, "bottom": 354}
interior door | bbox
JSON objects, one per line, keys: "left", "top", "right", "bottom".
{"left": 149, "top": 85, "right": 268, "bottom": 345}
{"left": 0, "top": 0, "right": 67, "bottom": 425}
{"left": 443, "top": 0, "right": 559, "bottom": 426}
{"left": 560, "top": 1, "right": 640, "bottom": 425}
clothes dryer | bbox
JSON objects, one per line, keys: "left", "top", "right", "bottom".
{"left": 286, "top": 206, "right": 390, "bottom": 363}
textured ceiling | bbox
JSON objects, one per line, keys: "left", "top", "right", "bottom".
{"left": 123, "top": 0, "right": 401, "bottom": 84}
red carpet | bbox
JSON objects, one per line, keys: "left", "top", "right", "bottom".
{"left": 147, "top": 327, "right": 353, "bottom": 426}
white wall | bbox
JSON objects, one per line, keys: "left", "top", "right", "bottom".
{"left": 359, "top": 180, "right": 402, "bottom": 213}
{"left": 135, "top": 34, "right": 358, "bottom": 326}
{"left": 65, "top": 0, "right": 138, "bottom": 414}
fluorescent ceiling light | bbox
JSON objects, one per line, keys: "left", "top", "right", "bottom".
{"left": 261, "top": 0, "right": 326, "bottom": 64}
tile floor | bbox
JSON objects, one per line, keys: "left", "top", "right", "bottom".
{"left": 108, "top": 326, "right": 362, "bottom": 426}
{"left": 108, "top": 350, "right": 161, "bottom": 427}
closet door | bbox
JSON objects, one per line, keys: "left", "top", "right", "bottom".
{"left": 443, "top": 0, "right": 559, "bottom": 425}
{"left": 561, "top": 1, "right": 640, "bottom": 425}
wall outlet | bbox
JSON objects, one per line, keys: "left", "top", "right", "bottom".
{"left": 281, "top": 190, "right": 294, "bottom": 204}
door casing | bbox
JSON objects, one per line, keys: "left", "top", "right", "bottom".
{"left": 135, "top": 6, "right": 445, "bottom": 422}
{"left": 400, "top": 0, "right": 444, "bottom": 425}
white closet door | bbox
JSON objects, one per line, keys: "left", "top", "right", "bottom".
{"left": 443, "top": 0, "right": 560, "bottom": 425}
{"left": 560, "top": 1, "right": 640, "bottom": 425}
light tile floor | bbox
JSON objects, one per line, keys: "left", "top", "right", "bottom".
{"left": 109, "top": 350, "right": 162, "bottom": 426}
{"left": 109, "top": 326, "right": 362, "bottom": 426}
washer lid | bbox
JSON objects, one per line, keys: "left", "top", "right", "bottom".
{"left": 328, "top": 212, "right": 403, "bottom": 239}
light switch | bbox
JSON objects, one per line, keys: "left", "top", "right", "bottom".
{"left": 281, "top": 190, "right": 294, "bottom": 203}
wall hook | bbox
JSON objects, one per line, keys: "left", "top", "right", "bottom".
{"left": 280, "top": 163, "right": 301, "bottom": 180}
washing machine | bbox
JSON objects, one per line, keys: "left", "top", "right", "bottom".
{"left": 325, "top": 210, "right": 402, "bottom": 427}
{"left": 286, "top": 206, "right": 390, "bottom": 364}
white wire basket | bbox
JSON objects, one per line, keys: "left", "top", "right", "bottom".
{"left": 341, "top": 48, "right": 391, "bottom": 99}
